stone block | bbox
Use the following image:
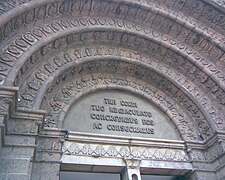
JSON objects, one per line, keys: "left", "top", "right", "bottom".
{"left": 9, "top": 174, "right": 29, "bottom": 180}
{"left": 0, "top": 146, "right": 34, "bottom": 158}
{"left": 4, "top": 135, "right": 35, "bottom": 146}
{"left": 7, "top": 119, "right": 39, "bottom": 135}
{"left": 216, "top": 165, "right": 225, "bottom": 180}
{"left": 31, "top": 162, "right": 60, "bottom": 180}
{"left": 35, "top": 151, "right": 61, "bottom": 162}
{"left": 0, "top": 158, "right": 31, "bottom": 174}
{"left": 0, "top": 173, "right": 7, "bottom": 180}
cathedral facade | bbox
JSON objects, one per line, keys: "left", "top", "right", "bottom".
{"left": 0, "top": 0, "right": 225, "bottom": 179}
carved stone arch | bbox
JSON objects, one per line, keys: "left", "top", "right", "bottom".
{"left": 11, "top": 30, "right": 220, "bottom": 136}
{"left": 47, "top": 79, "right": 197, "bottom": 142}
{"left": 0, "top": 20, "right": 223, "bottom": 127}
{"left": 0, "top": 5, "right": 223, "bottom": 90}
{"left": 33, "top": 57, "right": 211, "bottom": 141}
{"left": 2, "top": 17, "right": 224, "bottom": 89}
{"left": 2, "top": 25, "right": 221, "bottom": 118}
{"left": 0, "top": 1, "right": 225, "bottom": 180}
{"left": 0, "top": 0, "right": 224, "bottom": 46}
{"left": 0, "top": 17, "right": 224, "bottom": 135}
{"left": 11, "top": 41, "right": 214, "bottom": 136}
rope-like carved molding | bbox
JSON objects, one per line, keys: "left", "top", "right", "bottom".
{"left": 0, "top": 17, "right": 224, "bottom": 94}
{"left": 0, "top": 0, "right": 224, "bottom": 49}
{"left": 14, "top": 30, "right": 224, "bottom": 118}
{"left": 15, "top": 41, "right": 224, "bottom": 131}
{"left": 0, "top": 0, "right": 32, "bottom": 15}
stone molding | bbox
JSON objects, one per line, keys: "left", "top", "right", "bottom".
{"left": 61, "top": 132, "right": 189, "bottom": 162}
{"left": 1, "top": 16, "right": 224, "bottom": 87}
{"left": 0, "top": 81, "right": 221, "bottom": 178}
{"left": 0, "top": 86, "right": 44, "bottom": 146}
{"left": 62, "top": 141, "right": 189, "bottom": 162}
{"left": 0, "top": 0, "right": 224, "bottom": 179}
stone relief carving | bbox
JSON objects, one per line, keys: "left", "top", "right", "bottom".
{"left": 7, "top": 28, "right": 224, "bottom": 114}
{"left": 40, "top": 71, "right": 212, "bottom": 141}
{"left": 188, "top": 139, "right": 225, "bottom": 163}
{"left": 7, "top": 120, "right": 37, "bottom": 134}
{"left": 0, "top": 96, "right": 12, "bottom": 112}
{"left": 0, "top": 15, "right": 223, "bottom": 141}
{"left": 62, "top": 142, "right": 189, "bottom": 162}
{"left": 0, "top": 1, "right": 224, "bottom": 179}
{"left": 10, "top": 31, "right": 223, "bottom": 130}
{"left": 0, "top": 0, "right": 32, "bottom": 15}
{"left": 205, "top": 141, "right": 225, "bottom": 161}
{"left": 1, "top": 15, "right": 224, "bottom": 89}
{"left": 1, "top": 0, "right": 224, "bottom": 45}
{"left": 0, "top": 0, "right": 225, "bottom": 179}
{"left": 189, "top": 150, "right": 207, "bottom": 161}
{"left": 37, "top": 137, "right": 63, "bottom": 152}
{"left": 14, "top": 48, "right": 221, "bottom": 139}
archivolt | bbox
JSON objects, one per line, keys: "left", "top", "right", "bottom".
{"left": 0, "top": 1, "right": 224, "bottom": 87}
{"left": 0, "top": 0, "right": 224, "bottom": 141}
{"left": 1, "top": 17, "right": 224, "bottom": 88}
{"left": 0, "top": 17, "right": 223, "bottom": 120}
{"left": 12, "top": 28, "right": 224, "bottom": 132}
{"left": 40, "top": 68, "right": 207, "bottom": 142}
{"left": 17, "top": 54, "right": 211, "bottom": 142}
{"left": 0, "top": 0, "right": 224, "bottom": 44}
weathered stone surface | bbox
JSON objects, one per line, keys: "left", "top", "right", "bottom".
{"left": 0, "top": 0, "right": 224, "bottom": 179}
{"left": 31, "top": 163, "right": 60, "bottom": 180}
{"left": 64, "top": 90, "right": 180, "bottom": 140}
{"left": 0, "top": 158, "right": 31, "bottom": 174}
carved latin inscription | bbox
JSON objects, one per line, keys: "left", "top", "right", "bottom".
{"left": 90, "top": 98, "right": 154, "bottom": 135}
{"left": 63, "top": 90, "right": 180, "bottom": 140}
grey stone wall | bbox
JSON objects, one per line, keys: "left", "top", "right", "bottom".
{"left": 0, "top": 0, "right": 224, "bottom": 179}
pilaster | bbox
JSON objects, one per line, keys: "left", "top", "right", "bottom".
{"left": 0, "top": 87, "right": 44, "bottom": 180}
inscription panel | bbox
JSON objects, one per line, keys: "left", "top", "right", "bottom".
{"left": 63, "top": 90, "right": 180, "bottom": 140}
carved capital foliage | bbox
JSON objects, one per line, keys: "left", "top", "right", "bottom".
{"left": 37, "top": 137, "right": 63, "bottom": 152}
{"left": 187, "top": 137, "right": 225, "bottom": 164}
{"left": 0, "top": 96, "right": 12, "bottom": 113}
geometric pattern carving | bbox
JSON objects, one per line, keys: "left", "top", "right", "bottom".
{"left": 0, "top": 0, "right": 225, "bottom": 179}
{"left": 39, "top": 62, "right": 214, "bottom": 142}
{"left": 0, "top": 10, "right": 224, "bottom": 143}
{"left": 62, "top": 142, "right": 190, "bottom": 162}
{"left": 41, "top": 72, "right": 205, "bottom": 141}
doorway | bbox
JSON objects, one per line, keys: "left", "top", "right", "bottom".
{"left": 60, "top": 171, "right": 180, "bottom": 180}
